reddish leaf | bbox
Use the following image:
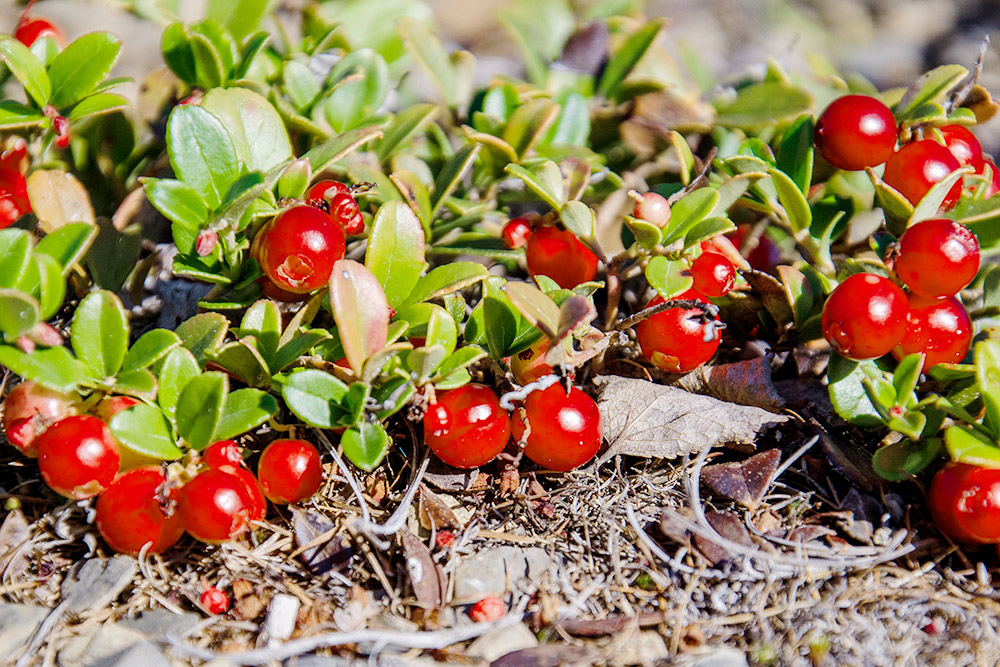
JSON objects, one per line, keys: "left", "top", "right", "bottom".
{"left": 418, "top": 484, "right": 460, "bottom": 531}
{"left": 329, "top": 259, "right": 389, "bottom": 375}
{"left": 700, "top": 449, "right": 782, "bottom": 510}
{"left": 400, "top": 528, "right": 446, "bottom": 609}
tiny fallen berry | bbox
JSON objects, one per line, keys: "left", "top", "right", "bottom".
{"left": 201, "top": 586, "right": 230, "bottom": 615}
{"left": 435, "top": 529, "right": 455, "bottom": 548}
{"left": 469, "top": 596, "right": 505, "bottom": 622}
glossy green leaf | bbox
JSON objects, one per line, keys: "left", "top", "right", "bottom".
{"left": 145, "top": 179, "right": 208, "bottom": 229}
{"left": 403, "top": 262, "right": 489, "bottom": 306}
{"left": 270, "top": 329, "right": 330, "bottom": 372}
{"left": 123, "top": 329, "right": 182, "bottom": 372}
{"left": 886, "top": 409, "right": 927, "bottom": 441}
{"left": 206, "top": 0, "right": 268, "bottom": 41}
{"left": 682, "top": 216, "right": 736, "bottom": 250}
{"left": 324, "top": 49, "right": 390, "bottom": 133}
{"left": 504, "top": 161, "right": 564, "bottom": 211}
{"left": 893, "top": 353, "right": 925, "bottom": 406}
{"left": 214, "top": 167, "right": 284, "bottom": 231}
{"left": 161, "top": 22, "right": 196, "bottom": 84}
{"left": 70, "top": 290, "right": 129, "bottom": 379}
{"left": 202, "top": 87, "right": 293, "bottom": 173}
{"left": 498, "top": 0, "right": 574, "bottom": 85}
{"left": 112, "top": 369, "right": 157, "bottom": 400}
{"left": 376, "top": 104, "right": 439, "bottom": 161}
{"left": 189, "top": 20, "right": 234, "bottom": 87}
{"left": 28, "top": 253, "right": 64, "bottom": 321}
{"left": 711, "top": 173, "right": 764, "bottom": 217}
{"left": 867, "top": 168, "right": 914, "bottom": 234}
{"left": 776, "top": 265, "right": 814, "bottom": 327}
{"left": 560, "top": 200, "right": 596, "bottom": 239}
{"left": 770, "top": 167, "right": 812, "bottom": 233}
{"left": 623, "top": 215, "right": 662, "bottom": 250}
{"left": 175, "top": 371, "right": 227, "bottom": 450}
{"left": 424, "top": 305, "right": 458, "bottom": 354}
{"left": 157, "top": 347, "right": 200, "bottom": 416}
{"left": 304, "top": 125, "right": 384, "bottom": 174}
{"left": 645, "top": 256, "right": 693, "bottom": 299}
{"left": 175, "top": 312, "right": 229, "bottom": 366}
{"left": 330, "top": 259, "right": 390, "bottom": 375}
{"left": 110, "top": 404, "right": 183, "bottom": 461}
{"left": 668, "top": 131, "right": 696, "bottom": 186}
{"left": 503, "top": 281, "right": 560, "bottom": 337}
{"left": 0, "top": 35, "right": 50, "bottom": 106}
{"left": 34, "top": 222, "right": 96, "bottom": 275}
{"left": 0, "top": 101, "right": 46, "bottom": 129}
{"left": 166, "top": 104, "right": 239, "bottom": 209}
{"left": 435, "top": 345, "right": 488, "bottom": 380}
{"left": 483, "top": 294, "right": 519, "bottom": 358}
{"left": 365, "top": 201, "right": 426, "bottom": 308}
{"left": 282, "top": 59, "right": 321, "bottom": 111}
{"left": 597, "top": 17, "right": 664, "bottom": 97}
{"left": 66, "top": 92, "right": 129, "bottom": 121}
{"left": 240, "top": 299, "right": 282, "bottom": 362}
{"left": 282, "top": 369, "right": 350, "bottom": 428}
{"left": 407, "top": 345, "right": 449, "bottom": 384}
{"left": 210, "top": 340, "right": 272, "bottom": 388}
{"left": 908, "top": 166, "right": 971, "bottom": 226}
{"left": 872, "top": 437, "right": 943, "bottom": 481}
{"left": 776, "top": 114, "right": 814, "bottom": 194}
{"left": 341, "top": 421, "right": 389, "bottom": 471}
{"left": 714, "top": 81, "right": 813, "bottom": 129}
{"left": 0, "top": 344, "right": 88, "bottom": 393}
{"left": 894, "top": 65, "right": 968, "bottom": 121}
{"left": 945, "top": 424, "right": 1000, "bottom": 468}
{"left": 545, "top": 91, "right": 590, "bottom": 147}
{"left": 398, "top": 17, "right": 457, "bottom": 105}
{"left": 502, "top": 99, "right": 560, "bottom": 159}
{"left": 216, "top": 388, "right": 278, "bottom": 440}
{"left": 827, "top": 353, "right": 883, "bottom": 428}
{"left": 431, "top": 143, "right": 480, "bottom": 216}
{"left": 976, "top": 340, "right": 1000, "bottom": 437}
{"left": 0, "top": 229, "right": 33, "bottom": 289}
{"left": 390, "top": 169, "right": 432, "bottom": 228}
{"left": 661, "top": 188, "right": 719, "bottom": 245}
{"left": 0, "top": 289, "right": 39, "bottom": 339}
{"left": 47, "top": 32, "right": 121, "bottom": 108}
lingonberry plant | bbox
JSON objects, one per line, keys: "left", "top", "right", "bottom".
{"left": 1, "top": 0, "right": 1000, "bottom": 565}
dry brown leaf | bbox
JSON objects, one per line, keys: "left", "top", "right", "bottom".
{"left": 417, "top": 484, "right": 459, "bottom": 531}
{"left": 0, "top": 509, "right": 30, "bottom": 578}
{"left": 700, "top": 449, "right": 782, "bottom": 510}
{"left": 423, "top": 459, "right": 481, "bottom": 491}
{"left": 400, "top": 528, "right": 446, "bottom": 609}
{"left": 26, "top": 169, "right": 95, "bottom": 233}
{"left": 595, "top": 375, "right": 788, "bottom": 461}
{"left": 673, "top": 355, "right": 785, "bottom": 413}
{"left": 491, "top": 645, "right": 601, "bottom": 667}
{"left": 291, "top": 507, "right": 352, "bottom": 576}
{"left": 692, "top": 511, "right": 754, "bottom": 566}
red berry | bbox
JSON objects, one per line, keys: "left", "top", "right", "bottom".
{"left": 36, "top": 416, "right": 120, "bottom": 499}
{"left": 0, "top": 167, "right": 31, "bottom": 229}
{"left": 201, "top": 586, "right": 230, "bottom": 615}
{"left": 96, "top": 466, "right": 184, "bottom": 556}
{"left": 939, "top": 124, "right": 984, "bottom": 172}
{"left": 424, "top": 384, "right": 510, "bottom": 469}
{"left": 883, "top": 140, "right": 963, "bottom": 208}
{"left": 203, "top": 440, "right": 244, "bottom": 469}
{"left": 524, "top": 226, "right": 599, "bottom": 289}
{"left": 307, "top": 180, "right": 350, "bottom": 202}
{"left": 224, "top": 465, "right": 267, "bottom": 521}
{"left": 94, "top": 395, "right": 157, "bottom": 471}
{"left": 0, "top": 137, "right": 27, "bottom": 172}
{"left": 256, "top": 439, "right": 323, "bottom": 504}
{"left": 178, "top": 468, "right": 255, "bottom": 543}
{"left": 2, "top": 381, "right": 79, "bottom": 457}
{"left": 435, "top": 529, "right": 455, "bottom": 548}
{"left": 469, "top": 596, "right": 506, "bottom": 622}
{"left": 892, "top": 219, "right": 979, "bottom": 299}
{"left": 892, "top": 294, "right": 972, "bottom": 368}
{"left": 501, "top": 217, "right": 533, "bottom": 249}
{"left": 14, "top": 16, "right": 64, "bottom": 47}
{"left": 633, "top": 192, "right": 671, "bottom": 227}
{"left": 689, "top": 252, "right": 735, "bottom": 297}
{"left": 821, "top": 273, "right": 908, "bottom": 360}
{"left": 511, "top": 384, "right": 602, "bottom": 472}
{"left": 814, "top": 95, "right": 897, "bottom": 171}
{"left": 251, "top": 205, "right": 346, "bottom": 294}
{"left": 635, "top": 294, "right": 721, "bottom": 373}
{"left": 328, "top": 192, "right": 365, "bottom": 236}
{"left": 928, "top": 462, "right": 1000, "bottom": 544}
{"left": 510, "top": 339, "right": 553, "bottom": 386}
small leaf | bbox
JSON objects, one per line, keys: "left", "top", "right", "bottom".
{"left": 908, "top": 166, "right": 971, "bottom": 225}
{"left": 202, "top": 87, "right": 293, "bottom": 173}
{"left": 70, "top": 290, "right": 129, "bottom": 380}
{"left": 145, "top": 179, "right": 208, "bottom": 229}
{"left": 0, "top": 35, "right": 50, "bottom": 106}
{"left": 504, "top": 161, "right": 564, "bottom": 211}
{"left": 324, "top": 49, "right": 389, "bottom": 133}
{"left": 873, "top": 437, "right": 943, "bottom": 481}
{"left": 34, "top": 222, "right": 96, "bottom": 275}
{"left": 270, "top": 329, "right": 330, "bottom": 373}
{"left": 376, "top": 104, "right": 439, "bottom": 161}
{"left": 0, "top": 344, "right": 88, "bottom": 393}
{"left": 777, "top": 265, "right": 814, "bottom": 327}
{"left": 867, "top": 167, "right": 915, "bottom": 233}
{"left": 240, "top": 299, "right": 282, "bottom": 363}
{"left": 166, "top": 104, "right": 239, "bottom": 209}
{"left": 27, "top": 253, "right": 64, "bottom": 320}
{"left": 776, "top": 114, "right": 814, "bottom": 194}
{"left": 403, "top": 262, "right": 489, "bottom": 307}
{"left": 503, "top": 281, "right": 560, "bottom": 338}
{"left": 976, "top": 339, "right": 1000, "bottom": 437}
{"left": 26, "top": 170, "right": 95, "bottom": 233}
{"left": 769, "top": 167, "right": 812, "bottom": 233}
{"left": 597, "top": 18, "right": 664, "bottom": 98}
{"left": 161, "top": 22, "right": 196, "bottom": 84}
{"left": 424, "top": 306, "right": 458, "bottom": 354}
{"left": 502, "top": 98, "right": 560, "bottom": 159}
{"left": 0, "top": 229, "right": 33, "bottom": 289}
{"left": 827, "top": 353, "right": 883, "bottom": 428}
{"left": 282, "top": 369, "right": 350, "bottom": 429}
{"left": 206, "top": 0, "right": 268, "bottom": 41}
{"left": 400, "top": 527, "right": 446, "bottom": 608}
{"left": 47, "top": 32, "right": 122, "bottom": 108}
{"left": 210, "top": 340, "right": 272, "bottom": 388}
{"left": 431, "top": 143, "right": 480, "bottom": 216}
{"left": 390, "top": 169, "right": 432, "bottom": 228}
{"left": 894, "top": 65, "right": 968, "bottom": 121}
{"left": 216, "top": 388, "right": 278, "bottom": 440}
{"left": 175, "top": 371, "right": 227, "bottom": 450}
{"left": 0, "top": 289, "right": 40, "bottom": 339}
{"left": 560, "top": 200, "right": 596, "bottom": 239}
{"left": 175, "top": 312, "right": 229, "bottom": 367}
{"left": 645, "top": 256, "right": 693, "bottom": 299}
{"left": 304, "top": 125, "right": 384, "bottom": 173}
{"left": 398, "top": 17, "right": 457, "bottom": 106}
{"left": 0, "top": 100, "right": 45, "bottom": 129}
{"left": 715, "top": 81, "right": 813, "bottom": 129}
{"left": 112, "top": 369, "right": 157, "bottom": 400}
{"left": 623, "top": 215, "right": 662, "bottom": 250}
{"left": 330, "top": 260, "right": 390, "bottom": 375}
{"left": 701, "top": 449, "right": 782, "bottom": 510}
{"left": 892, "top": 353, "right": 925, "bottom": 405}
{"left": 110, "top": 404, "right": 183, "bottom": 460}
{"left": 434, "top": 345, "right": 488, "bottom": 380}
{"left": 661, "top": 188, "right": 719, "bottom": 245}
{"left": 365, "top": 201, "right": 426, "bottom": 309}
{"left": 341, "top": 421, "right": 389, "bottom": 471}
{"left": 945, "top": 425, "right": 1000, "bottom": 468}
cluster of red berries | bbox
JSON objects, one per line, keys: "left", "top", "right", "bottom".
{"left": 0, "top": 138, "right": 32, "bottom": 229}
{"left": 252, "top": 180, "right": 364, "bottom": 298}
{"left": 1, "top": 382, "right": 323, "bottom": 555}
{"left": 423, "top": 381, "right": 603, "bottom": 473}
{"left": 821, "top": 218, "right": 978, "bottom": 366}
{"left": 501, "top": 215, "right": 599, "bottom": 289}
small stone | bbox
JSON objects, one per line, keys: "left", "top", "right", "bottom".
{"left": 453, "top": 546, "right": 552, "bottom": 603}
{"left": 84, "top": 639, "right": 170, "bottom": 667}
{"left": 262, "top": 594, "right": 300, "bottom": 644}
{"left": 0, "top": 603, "right": 48, "bottom": 656}
{"left": 61, "top": 558, "right": 137, "bottom": 616}
{"left": 57, "top": 623, "right": 147, "bottom": 667}
{"left": 119, "top": 609, "right": 201, "bottom": 638}
{"left": 611, "top": 630, "right": 669, "bottom": 666}
{"left": 690, "top": 648, "right": 750, "bottom": 667}
{"left": 466, "top": 623, "right": 539, "bottom": 662}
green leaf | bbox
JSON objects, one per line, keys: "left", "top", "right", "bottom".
{"left": 216, "top": 388, "right": 277, "bottom": 440}
{"left": 240, "top": 299, "right": 282, "bottom": 362}
{"left": 597, "top": 18, "right": 664, "bottom": 98}
{"left": 341, "top": 421, "right": 389, "bottom": 471}
{"left": 376, "top": 104, "right": 440, "bottom": 162}
{"left": 304, "top": 126, "right": 384, "bottom": 174}
{"left": 158, "top": 347, "right": 200, "bottom": 416}
{"left": 214, "top": 167, "right": 283, "bottom": 230}
{"left": 26, "top": 253, "right": 64, "bottom": 321}
{"left": 908, "top": 166, "right": 971, "bottom": 226}
{"left": 872, "top": 437, "right": 943, "bottom": 481}
{"left": 886, "top": 409, "right": 927, "bottom": 441}
{"left": 70, "top": 290, "right": 129, "bottom": 379}
{"left": 0, "top": 289, "right": 40, "bottom": 339}
{"left": 668, "top": 131, "right": 696, "bottom": 186}
{"left": 202, "top": 87, "right": 293, "bottom": 173}
{"left": 482, "top": 293, "right": 519, "bottom": 358}
{"left": 976, "top": 340, "right": 1000, "bottom": 437}
{"left": 166, "top": 104, "right": 239, "bottom": 209}
{"left": 161, "top": 22, "right": 196, "bottom": 84}
{"left": 47, "top": 32, "right": 121, "bottom": 109}
{"left": 504, "top": 161, "right": 564, "bottom": 211}
{"left": 123, "top": 329, "right": 182, "bottom": 372}
{"left": 330, "top": 259, "right": 390, "bottom": 375}
{"left": 776, "top": 265, "right": 814, "bottom": 327}
{"left": 769, "top": 167, "right": 812, "bottom": 233}
{"left": 827, "top": 353, "right": 884, "bottom": 428}
{"left": 175, "top": 371, "right": 227, "bottom": 450}
{"left": 682, "top": 216, "right": 736, "bottom": 250}
{"left": 0, "top": 229, "right": 33, "bottom": 289}
{"left": 623, "top": 215, "right": 662, "bottom": 250}
{"left": 661, "top": 188, "right": 719, "bottom": 245}
{"left": 188, "top": 21, "right": 231, "bottom": 88}
{"left": 945, "top": 424, "right": 1000, "bottom": 468}
{"left": 34, "top": 222, "right": 96, "bottom": 275}
{"left": 714, "top": 81, "right": 813, "bottom": 129}
{"left": 502, "top": 99, "right": 561, "bottom": 159}
{"left": 324, "top": 49, "right": 390, "bottom": 133}
{"left": 282, "top": 369, "right": 350, "bottom": 428}
{"left": 0, "top": 101, "right": 46, "bottom": 129}
{"left": 560, "top": 200, "right": 596, "bottom": 239}
{"left": 210, "top": 340, "right": 272, "bottom": 388}
{"left": 503, "top": 281, "right": 560, "bottom": 337}
{"left": 431, "top": 143, "right": 480, "bottom": 216}
{"left": 894, "top": 65, "right": 968, "bottom": 121}
{"left": 365, "top": 201, "right": 426, "bottom": 308}
{"left": 435, "top": 345, "right": 488, "bottom": 380}
{"left": 0, "top": 35, "right": 50, "bottom": 106}
{"left": 270, "top": 329, "right": 330, "bottom": 373}
{"left": 645, "top": 256, "right": 693, "bottom": 299}
{"left": 206, "top": 0, "right": 268, "bottom": 41}
{"left": 893, "top": 353, "right": 925, "bottom": 405}
{"left": 390, "top": 169, "right": 432, "bottom": 228}
{"left": 175, "top": 312, "right": 229, "bottom": 367}
{"left": 403, "top": 262, "right": 489, "bottom": 306}
{"left": 65, "top": 92, "right": 129, "bottom": 122}
{"left": 398, "top": 17, "right": 457, "bottom": 105}
{"left": 110, "top": 404, "right": 183, "bottom": 460}
{"left": 145, "top": 179, "right": 208, "bottom": 229}
{"left": 0, "top": 344, "right": 88, "bottom": 392}
{"left": 112, "top": 369, "right": 158, "bottom": 400}
{"left": 498, "top": 0, "right": 574, "bottom": 85}
{"left": 282, "top": 59, "right": 321, "bottom": 111}
{"left": 776, "top": 114, "right": 814, "bottom": 194}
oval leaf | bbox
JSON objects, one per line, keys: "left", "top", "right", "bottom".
{"left": 175, "top": 371, "right": 227, "bottom": 450}
{"left": 282, "top": 369, "right": 350, "bottom": 428}
{"left": 215, "top": 388, "right": 278, "bottom": 440}
{"left": 110, "top": 404, "right": 184, "bottom": 460}
{"left": 166, "top": 104, "right": 239, "bottom": 209}
{"left": 0, "top": 35, "right": 50, "bottom": 107}
{"left": 26, "top": 170, "right": 96, "bottom": 234}
{"left": 365, "top": 201, "right": 426, "bottom": 309}
{"left": 70, "top": 290, "right": 129, "bottom": 379}
{"left": 47, "top": 32, "right": 122, "bottom": 108}
{"left": 158, "top": 347, "right": 201, "bottom": 416}
{"left": 342, "top": 421, "right": 389, "bottom": 471}
{"left": 202, "top": 87, "right": 293, "bottom": 172}
{"left": 175, "top": 312, "right": 229, "bottom": 366}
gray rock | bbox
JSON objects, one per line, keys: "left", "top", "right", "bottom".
{"left": 453, "top": 546, "right": 552, "bottom": 603}
{"left": 466, "top": 623, "right": 539, "bottom": 662}
{"left": 0, "top": 603, "right": 49, "bottom": 656}
{"left": 119, "top": 609, "right": 201, "bottom": 639}
{"left": 57, "top": 623, "right": 147, "bottom": 667}
{"left": 611, "top": 630, "right": 669, "bottom": 666}
{"left": 690, "top": 648, "right": 749, "bottom": 667}
{"left": 61, "top": 558, "right": 137, "bottom": 616}
{"left": 84, "top": 639, "right": 170, "bottom": 667}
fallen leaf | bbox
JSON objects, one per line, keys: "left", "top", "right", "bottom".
{"left": 595, "top": 375, "right": 788, "bottom": 461}
{"left": 700, "top": 449, "right": 782, "bottom": 510}
{"left": 291, "top": 507, "right": 352, "bottom": 576}
{"left": 674, "top": 355, "right": 785, "bottom": 412}
{"left": 786, "top": 525, "right": 836, "bottom": 543}
{"left": 424, "top": 458, "right": 481, "bottom": 491}
{"left": 692, "top": 511, "right": 754, "bottom": 566}
{"left": 556, "top": 21, "right": 609, "bottom": 75}
{"left": 0, "top": 509, "right": 31, "bottom": 578}
{"left": 418, "top": 485, "right": 460, "bottom": 531}
{"left": 556, "top": 611, "right": 667, "bottom": 637}
{"left": 400, "top": 528, "right": 446, "bottom": 609}
{"left": 491, "top": 645, "right": 601, "bottom": 667}
{"left": 26, "top": 170, "right": 95, "bottom": 233}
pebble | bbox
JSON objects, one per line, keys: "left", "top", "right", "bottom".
{"left": 610, "top": 630, "right": 669, "bottom": 666}
{"left": 261, "top": 594, "right": 300, "bottom": 645}
{"left": 453, "top": 546, "right": 552, "bottom": 603}
{"left": 690, "top": 648, "right": 750, "bottom": 667}
{"left": 82, "top": 638, "right": 170, "bottom": 667}
{"left": 119, "top": 608, "right": 202, "bottom": 639}
{"left": 56, "top": 623, "right": 151, "bottom": 666}
{"left": 466, "top": 622, "right": 539, "bottom": 662}
{"left": 0, "top": 603, "right": 48, "bottom": 656}
{"left": 61, "top": 557, "right": 137, "bottom": 616}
